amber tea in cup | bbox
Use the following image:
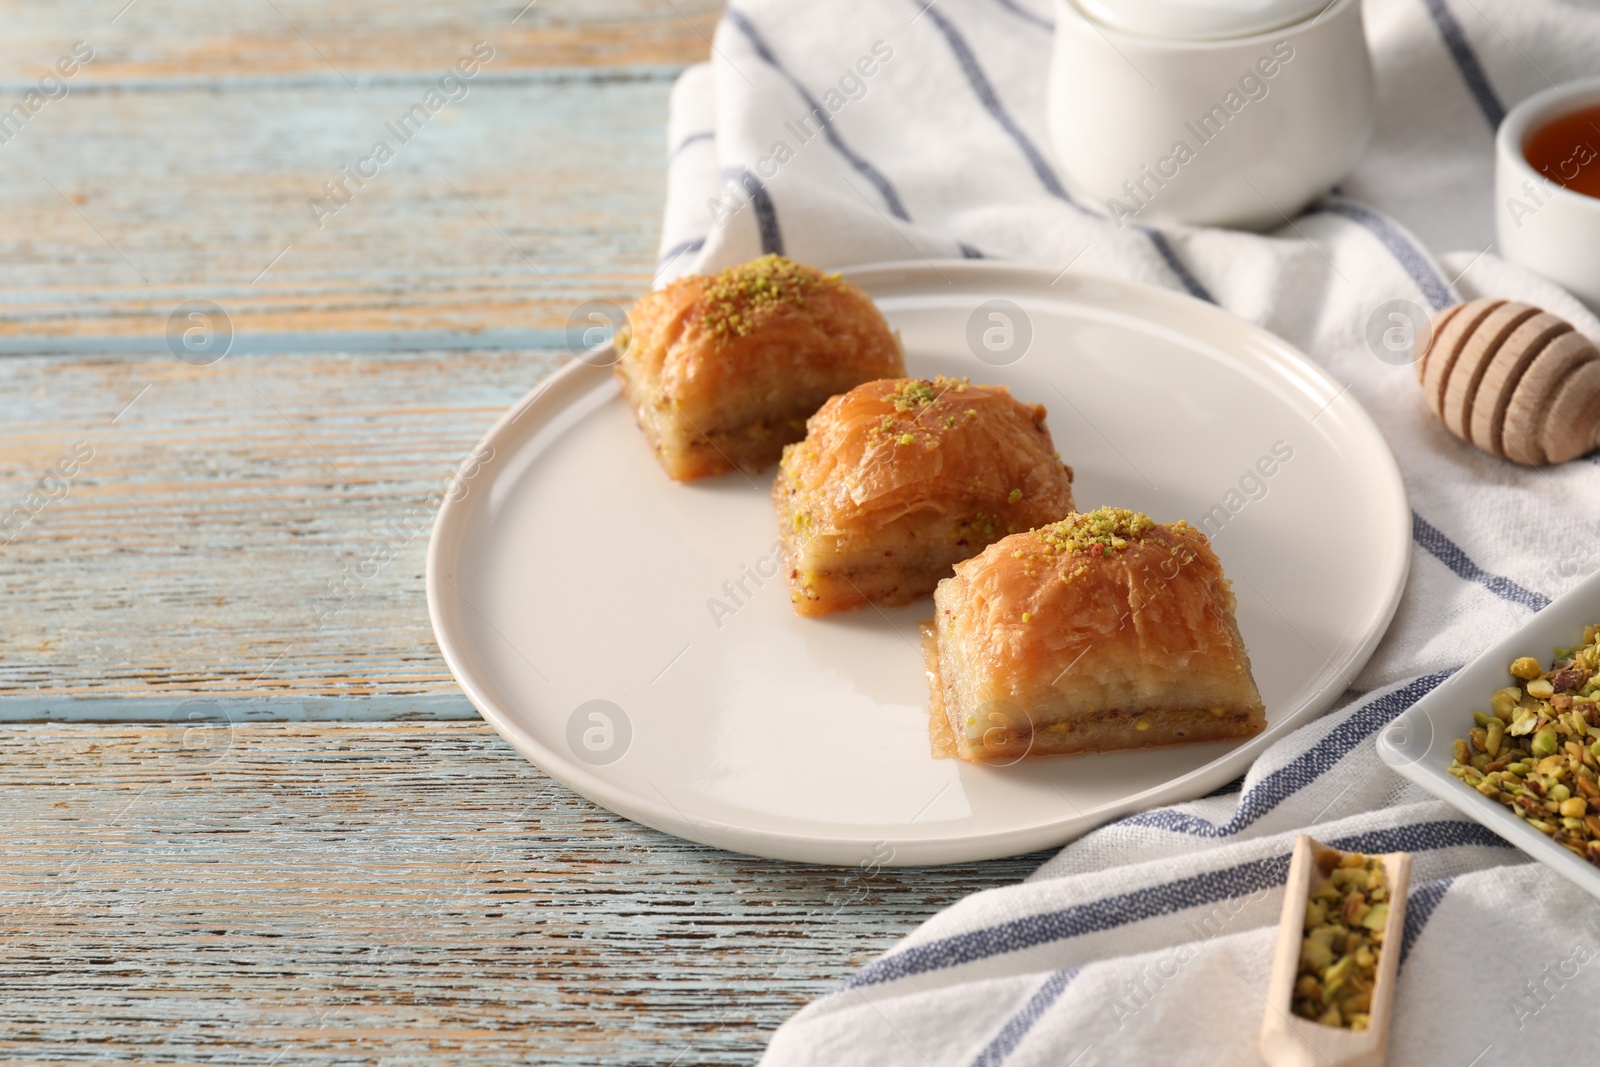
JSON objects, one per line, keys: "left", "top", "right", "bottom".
{"left": 1524, "top": 104, "right": 1600, "bottom": 199}
{"left": 1498, "top": 79, "right": 1600, "bottom": 311}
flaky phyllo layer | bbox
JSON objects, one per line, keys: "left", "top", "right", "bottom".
{"left": 926, "top": 508, "right": 1265, "bottom": 762}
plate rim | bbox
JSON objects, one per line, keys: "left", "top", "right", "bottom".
{"left": 1377, "top": 565, "right": 1600, "bottom": 898}
{"left": 427, "top": 259, "right": 1413, "bottom": 866}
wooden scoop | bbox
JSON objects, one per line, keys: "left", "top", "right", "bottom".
{"left": 1416, "top": 298, "right": 1600, "bottom": 465}
{"left": 1259, "top": 835, "right": 1411, "bottom": 1067}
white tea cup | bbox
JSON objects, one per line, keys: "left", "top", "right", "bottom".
{"left": 1496, "top": 77, "right": 1600, "bottom": 314}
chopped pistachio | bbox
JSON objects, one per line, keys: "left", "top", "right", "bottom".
{"left": 1452, "top": 624, "right": 1600, "bottom": 867}
{"left": 1035, "top": 508, "right": 1154, "bottom": 556}
{"left": 1512, "top": 657, "right": 1545, "bottom": 681}
{"left": 1292, "top": 851, "right": 1387, "bottom": 1030}
{"left": 1492, "top": 687, "right": 1522, "bottom": 720}
{"left": 699, "top": 254, "right": 826, "bottom": 340}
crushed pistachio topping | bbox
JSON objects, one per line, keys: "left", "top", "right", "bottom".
{"left": 1449, "top": 623, "right": 1600, "bottom": 864}
{"left": 1293, "top": 850, "right": 1388, "bottom": 1031}
{"left": 883, "top": 375, "right": 968, "bottom": 413}
{"left": 1007, "top": 488, "right": 1023, "bottom": 504}
{"left": 891, "top": 378, "right": 939, "bottom": 411}
{"left": 699, "top": 255, "right": 825, "bottom": 340}
{"left": 866, "top": 376, "right": 979, "bottom": 443}
{"left": 1036, "top": 507, "right": 1155, "bottom": 556}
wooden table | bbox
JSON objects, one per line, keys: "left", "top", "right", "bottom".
{"left": 0, "top": 4, "right": 1045, "bottom": 1062}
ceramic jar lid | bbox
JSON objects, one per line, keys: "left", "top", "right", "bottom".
{"left": 1073, "top": 0, "right": 1331, "bottom": 40}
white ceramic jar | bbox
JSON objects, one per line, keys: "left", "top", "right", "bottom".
{"left": 1047, "top": 0, "right": 1376, "bottom": 230}
{"left": 1496, "top": 77, "right": 1600, "bottom": 314}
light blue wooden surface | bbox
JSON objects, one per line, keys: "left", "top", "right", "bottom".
{"left": 0, "top": 0, "right": 730, "bottom": 722}
{"left": 1, "top": 347, "right": 566, "bottom": 716}
{"left": 0, "top": 5, "right": 1054, "bottom": 1063}
{"left": 0, "top": 721, "right": 1050, "bottom": 1064}
{"left": 0, "top": 74, "right": 678, "bottom": 339}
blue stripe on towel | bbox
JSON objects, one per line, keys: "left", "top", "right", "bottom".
{"left": 1413, "top": 510, "right": 1552, "bottom": 611}
{"left": 1120, "top": 671, "right": 1457, "bottom": 837}
{"left": 912, "top": 0, "right": 1214, "bottom": 303}
{"left": 1319, "top": 201, "right": 1455, "bottom": 311}
{"left": 958, "top": 241, "right": 986, "bottom": 259}
{"left": 656, "top": 237, "right": 706, "bottom": 265}
{"left": 1326, "top": 821, "right": 1507, "bottom": 857}
{"left": 1400, "top": 876, "right": 1456, "bottom": 966}
{"left": 915, "top": 2, "right": 1075, "bottom": 204}
{"left": 725, "top": 9, "right": 912, "bottom": 221}
{"left": 968, "top": 967, "right": 1079, "bottom": 1067}
{"left": 1136, "top": 227, "right": 1216, "bottom": 304}
{"left": 668, "top": 130, "right": 714, "bottom": 161}
{"left": 1419, "top": 0, "right": 1507, "bottom": 128}
{"left": 843, "top": 854, "right": 1291, "bottom": 992}
{"left": 841, "top": 821, "right": 1509, "bottom": 991}
{"left": 725, "top": 167, "right": 784, "bottom": 255}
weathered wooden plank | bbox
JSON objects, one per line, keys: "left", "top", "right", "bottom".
{"left": 0, "top": 76, "right": 674, "bottom": 338}
{"left": 0, "top": 0, "right": 717, "bottom": 81}
{"left": 0, "top": 694, "right": 479, "bottom": 723}
{"left": 0, "top": 349, "right": 560, "bottom": 704}
{"left": 0, "top": 722, "right": 1047, "bottom": 1065}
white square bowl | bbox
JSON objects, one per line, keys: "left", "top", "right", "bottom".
{"left": 1378, "top": 566, "right": 1600, "bottom": 898}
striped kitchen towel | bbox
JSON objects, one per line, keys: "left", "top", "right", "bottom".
{"left": 654, "top": 0, "right": 1600, "bottom": 1062}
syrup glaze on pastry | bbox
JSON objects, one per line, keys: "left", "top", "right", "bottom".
{"left": 925, "top": 507, "right": 1265, "bottom": 761}
{"left": 614, "top": 255, "right": 905, "bottom": 481}
{"left": 774, "top": 375, "right": 1076, "bottom": 616}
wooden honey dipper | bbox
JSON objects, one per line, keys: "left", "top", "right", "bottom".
{"left": 1417, "top": 299, "right": 1600, "bottom": 465}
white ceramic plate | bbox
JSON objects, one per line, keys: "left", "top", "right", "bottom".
{"left": 1379, "top": 567, "right": 1600, "bottom": 898}
{"left": 426, "top": 262, "right": 1410, "bottom": 866}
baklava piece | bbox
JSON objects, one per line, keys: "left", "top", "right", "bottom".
{"left": 773, "top": 376, "right": 1076, "bottom": 616}
{"left": 926, "top": 507, "right": 1265, "bottom": 761}
{"left": 614, "top": 254, "right": 904, "bottom": 481}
